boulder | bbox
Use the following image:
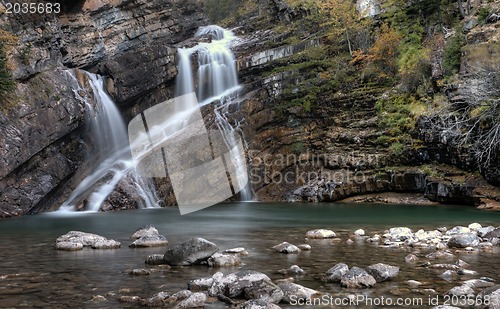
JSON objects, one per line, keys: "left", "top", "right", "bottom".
{"left": 207, "top": 253, "right": 241, "bottom": 267}
{"left": 386, "top": 227, "right": 413, "bottom": 241}
{"left": 55, "top": 231, "right": 120, "bottom": 250}
{"left": 447, "top": 233, "right": 479, "bottom": 248}
{"left": 323, "top": 263, "right": 349, "bottom": 283}
{"left": 305, "top": 229, "right": 336, "bottom": 239}
{"left": 272, "top": 242, "right": 301, "bottom": 254}
{"left": 468, "top": 223, "right": 482, "bottom": 230}
{"left": 278, "top": 265, "right": 306, "bottom": 276}
{"left": 163, "top": 238, "right": 218, "bottom": 266}
{"left": 340, "top": 267, "right": 376, "bottom": 288}
{"left": 188, "top": 273, "right": 221, "bottom": 292}
{"left": 447, "top": 285, "right": 474, "bottom": 297}
{"left": 298, "top": 244, "right": 311, "bottom": 251}
{"left": 237, "top": 299, "right": 281, "bottom": 309}
{"left": 145, "top": 254, "right": 166, "bottom": 265}
{"left": 131, "top": 225, "right": 159, "bottom": 239}
{"left": 278, "top": 282, "right": 320, "bottom": 304}
{"left": 128, "top": 269, "right": 150, "bottom": 276}
{"left": 446, "top": 226, "right": 471, "bottom": 235}
{"left": 176, "top": 292, "right": 206, "bottom": 308}
{"left": 425, "top": 251, "right": 454, "bottom": 260}
{"left": 208, "top": 271, "right": 272, "bottom": 298}
{"left": 145, "top": 291, "right": 170, "bottom": 307}
{"left": 244, "top": 280, "right": 284, "bottom": 304}
{"left": 129, "top": 234, "right": 168, "bottom": 248}
{"left": 477, "top": 226, "right": 495, "bottom": 237}
{"left": 405, "top": 254, "right": 419, "bottom": 263}
{"left": 463, "top": 279, "right": 495, "bottom": 288}
{"left": 169, "top": 290, "right": 192, "bottom": 302}
{"left": 484, "top": 228, "right": 500, "bottom": 240}
{"left": 366, "top": 263, "right": 399, "bottom": 282}
{"left": 354, "top": 229, "right": 365, "bottom": 236}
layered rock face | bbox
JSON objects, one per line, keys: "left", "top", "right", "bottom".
{"left": 0, "top": 0, "right": 206, "bottom": 217}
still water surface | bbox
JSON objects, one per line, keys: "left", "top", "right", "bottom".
{"left": 0, "top": 203, "right": 499, "bottom": 308}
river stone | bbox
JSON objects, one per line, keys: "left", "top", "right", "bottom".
{"left": 429, "top": 264, "right": 460, "bottom": 270}
{"left": 367, "top": 263, "right": 399, "bottom": 282}
{"left": 223, "top": 247, "right": 248, "bottom": 256}
{"left": 118, "top": 296, "right": 141, "bottom": 303}
{"left": 446, "top": 226, "right": 471, "bottom": 235}
{"left": 425, "top": 251, "right": 454, "bottom": 260}
{"left": 279, "top": 265, "right": 306, "bottom": 276}
{"left": 176, "top": 292, "right": 206, "bottom": 308}
{"left": 387, "top": 227, "right": 413, "bottom": 241}
{"left": 244, "top": 279, "right": 284, "bottom": 304}
{"left": 477, "top": 226, "right": 495, "bottom": 237}
{"left": 278, "top": 282, "right": 320, "bottom": 304}
{"left": 447, "top": 285, "right": 474, "bottom": 297}
{"left": 439, "top": 270, "right": 455, "bottom": 281}
{"left": 145, "top": 254, "right": 166, "bottom": 265}
{"left": 55, "top": 231, "right": 121, "bottom": 250}
{"left": 354, "top": 229, "right": 365, "bottom": 236}
{"left": 457, "top": 269, "right": 478, "bottom": 276}
{"left": 272, "top": 242, "right": 301, "bottom": 254}
{"left": 128, "top": 269, "right": 150, "bottom": 276}
{"left": 324, "top": 263, "right": 349, "bottom": 283}
{"left": 55, "top": 241, "right": 84, "bottom": 251}
{"left": 90, "top": 295, "right": 107, "bottom": 302}
{"left": 129, "top": 234, "right": 168, "bottom": 248}
{"left": 237, "top": 299, "right": 281, "bottom": 309}
{"left": 298, "top": 244, "right": 311, "bottom": 251}
{"left": 188, "top": 273, "right": 221, "bottom": 292}
{"left": 131, "top": 225, "right": 159, "bottom": 239}
{"left": 463, "top": 279, "right": 495, "bottom": 288}
{"left": 145, "top": 291, "right": 170, "bottom": 307}
{"left": 484, "top": 228, "right": 500, "bottom": 239}
{"left": 169, "top": 290, "right": 192, "bottom": 302}
{"left": 163, "top": 237, "right": 218, "bottom": 266}
{"left": 207, "top": 252, "right": 241, "bottom": 267}
{"left": 226, "top": 271, "right": 273, "bottom": 298}
{"left": 447, "top": 233, "right": 479, "bottom": 248}
{"left": 340, "top": 267, "right": 376, "bottom": 288}
{"left": 305, "top": 229, "right": 336, "bottom": 239}
{"left": 468, "top": 223, "right": 482, "bottom": 230}
{"left": 405, "top": 253, "right": 419, "bottom": 263}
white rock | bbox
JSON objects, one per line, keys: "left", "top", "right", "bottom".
{"left": 354, "top": 229, "right": 365, "bottom": 236}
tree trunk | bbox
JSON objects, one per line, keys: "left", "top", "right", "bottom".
{"left": 346, "top": 30, "right": 353, "bottom": 57}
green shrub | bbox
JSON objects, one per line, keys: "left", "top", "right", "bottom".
{"left": 443, "top": 31, "right": 464, "bottom": 76}
{"left": 0, "top": 42, "right": 15, "bottom": 96}
{"left": 478, "top": 7, "right": 491, "bottom": 25}
{"left": 389, "top": 142, "right": 404, "bottom": 156}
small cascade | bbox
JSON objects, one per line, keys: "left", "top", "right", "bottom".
{"left": 175, "top": 25, "right": 252, "bottom": 200}
{"left": 59, "top": 70, "right": 158, "bottom": 212}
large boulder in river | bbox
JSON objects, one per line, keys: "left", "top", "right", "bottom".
{"left": 323, "top": 263, "right": 349, "bottom": 283}
{"left": 55, "top": 231, "right": 121, "bottom": 250}
{"left": 130, "top": 225, "right": 159, "bottom": 239}
{"left": 163, "top": 237, "right": 218, "bottom": 266}
{"left": 483, "top": 228, "right": 500, "bottom": 240}
{"left": 340, "top": 267, "right": 376, "bottom": 288}
{"left": 447, "top": 233, "right": 479, "bottom": 248}
{"left": 366, "top": 263, "right": 399, "bottom": 282}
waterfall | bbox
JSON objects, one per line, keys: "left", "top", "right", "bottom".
{"left": 190, "top": 25, "right": 252, "bottom": 201}
{"left": 59, "top": 70, "right": 158, "bottom": 212}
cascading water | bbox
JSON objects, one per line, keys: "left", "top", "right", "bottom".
{"left": 59, "top": 70, "right": 158, "bottom": 212}
{"left": 175, "top": 25, "right": 252, "bottom": 200}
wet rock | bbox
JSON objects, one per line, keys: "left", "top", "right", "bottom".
{"left": 447, "top": 285, "right": 474, "bottom": 297}
{"left": 272, "top": 242, "right": 301, "bottom": 254}
{"left": 145, "top": 291, "right": 170, "bottom": 307}
{"left": 169, "top": 290, "right": 192, "bottom": 302}
{"left": 405, "top": 254, "right": 419, "bottom": 264}
{"left": 468, "top": 223, "right": 482, "bottom": 230}
{"left": 176, "top": 292, "right": 206, "bottom": 308}
{"left": 386, "top": 227, "right": 413, "bottom": 241}
{"left": 446, "top": 226, "right": 471, "bottom": 235}
{"left": 406, "top": 280, "right": 422, "bottom": 288}
{"left": 448, "top": 233, "right": 479, "bottom": 248}
{"left": 278, "top": 282, "right": 320, "bottom": 304}
{"left": 340, "top": 267, "right": 376, "bottom": 288}
{"left": 477, "top": 226, "right": 495, "bottom": 238}
{"left": 129, "top": 234, "right": 168, "bottom": 248}
{"left": 145, "top": 254, "right": 166, "bottom": 265}
{"left": 305, "top": 229, "right": 336, "bottom": 239}
{"left": 226, "top": 271, "right": 273, "bottom": 298}
{"left": 298, "top": 244, "right": 311, "bottom": 251}
{"left": 55, "top": 231, "right": 120, "bottom": 250}
{"left": 244, "top": 280, "right": 284, "bottom": 304}
{"left": 131, "top": 225, "right": 159, "bottom": 239}
{"left": 323, "top": 263, "right": 349, "bottom": 283}
{"left": 118, "top": 296, "right": 141, "bottom": 303}
{"left": 484, "top": 228, "right": 500, "bottom": 240}
{"left": 463, "top": 279, "right": 495, "bottom": 288}
{"left": 455, "top": 259, "right": 470, "bottom": 268}
{"left": 425, "top": 251, "right": 454, "bottom": 260}
{"left": 188, "top": 273, "right": 221, "bottom": 292}
{"left": 223, "top": 247, "right": 248, "bottom": 256}
{"left": 163, "top": 238, "right": 218, "bottom": 266}
{"left": 346, "top": 239, "right": 354, "bottom": 245}
{"left": 237, "top": 299, "right": 281, "bottom": 309}
{"left": 429, "top": 264, "right": 460, "bottom": 271}
{"left": 439, "top": 270, "right": 455, "bottom": 281}
{"left": 477, "top": 286, "right": 500, "bottom": 309}
{"left": 354, "top": 229, "right": 365, "bottom": 236}
{"left": 91, "top": 295, "right": 107, "bottom": 302}
{"left": 207, "top": 253, "right": 241, "bottom": 267}
{"left": 128, "top": 269, "right": 151, "bottom": 276}
{"left": 278, "top": 265, "right": 306, "bottom": 276}
{"left": 457, "top": 269, "right": 478, "bottom": 276}
{"left": 367, "top": 263, "right": 399, "bottom": 282}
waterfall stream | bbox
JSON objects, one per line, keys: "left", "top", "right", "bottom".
{"left": 58, "top": 71, "right": 157, "bottom": 212}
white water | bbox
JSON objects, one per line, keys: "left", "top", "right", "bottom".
{"left": 59, "top": 71, "right": 157, "bottom": 212}
{"left": 177, "top": 25, "right": 252, "bottom": 200}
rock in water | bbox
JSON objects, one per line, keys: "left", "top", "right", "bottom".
{"left": 176, "top": 292, "right": 206, "bottom": 308}
{"left": 272, "top": 242, "right": 301, "bottom": 254}
{"left": 131, "top": 225, "right": 159, "bottom": 239}
{"left": 244, "top": 280, "right": 284, "bottom": 304}
{"left": 367, "top": 263, "right": 399, "bottom": 282}
{"left": 207, "top": 253, "right": 241, "bottom": 267}
{"left": 55, "top": 231, "right": 121, "bottom": 250}
{"left": 306, "top": 229, "right": 336, "bottom": 239}
{"left": 324, "top": 263, "right": 349, "bottom": 283}
{"left": 386, "top": 227, "right": 413, "bottom": 241}
{"left": 129, "top": 234, "right": 168, "bottom": 248}
{"left": 340, "top": 267, "right": 376, "bottom": 288}
{"left": 163, "top": 237, "right": 218, "bottom": 266}
{"left": 278, "top": 282, "right": 320, "bottom": 304}
{"left": 447, "top": 233, "right": 479, "bottom": 248}
{"left": 238, "top": 300, "right": 281, "bottom": 309}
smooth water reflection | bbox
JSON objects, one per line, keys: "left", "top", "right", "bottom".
{"left": 0, "top": 203, "right": 499, "bottom": 308}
